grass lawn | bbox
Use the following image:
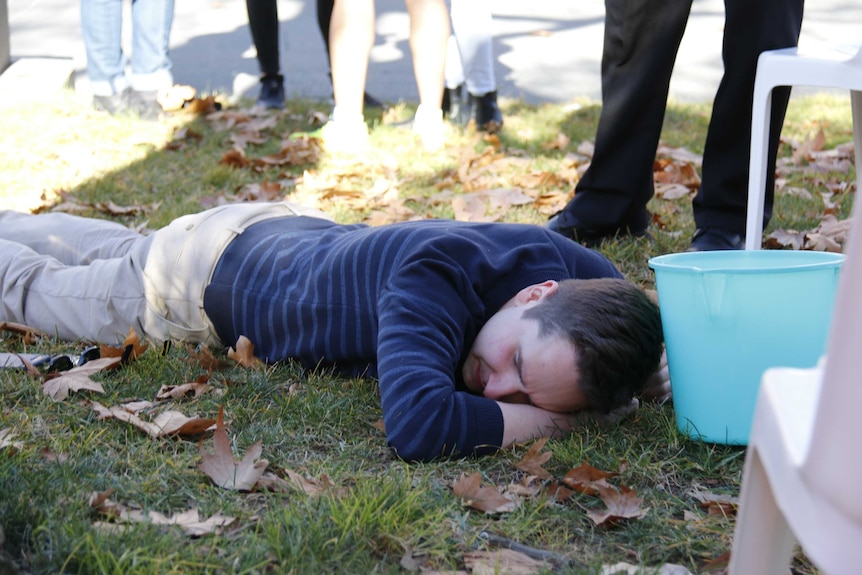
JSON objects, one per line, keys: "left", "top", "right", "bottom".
{"left": 0, "top": 87, "right": 855, "bottom": 575}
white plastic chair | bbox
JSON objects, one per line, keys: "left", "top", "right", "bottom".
{"left": 745, "top": 42, "right": 862, "bottom": 250}
{"left": 729, "top": 166, "right": 862, "bottom": 571}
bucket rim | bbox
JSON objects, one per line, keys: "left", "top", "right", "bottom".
{"left": 648, "top": 250, "right": 845, "bottom": 274}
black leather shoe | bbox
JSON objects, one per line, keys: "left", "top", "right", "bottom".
{"left": 687, "top": 227, "right": 744, "bottom": 251}
{"left": 547, "top": 212, "right": 648, "bottom": 247}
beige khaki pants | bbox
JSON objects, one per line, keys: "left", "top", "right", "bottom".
{"left": 0, "top": 202, "right": 329, "bottom": 346}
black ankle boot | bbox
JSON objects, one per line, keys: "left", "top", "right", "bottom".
{"left": 468, "top": 90, "right": 503, "bottom": 133}
{"left": 442, "top": 84, "right": 467, "bottom": 125}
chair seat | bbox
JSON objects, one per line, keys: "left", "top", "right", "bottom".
{"left": 754, "top": 45, "right": 862, "bottom": 91}
{"left": 744, "top": 42, "right": 862, "bottom": 249}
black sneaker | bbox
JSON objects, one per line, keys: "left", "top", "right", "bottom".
{"left": 687, "top": 227, "right": 745, "bottom": 251}
{"left": 467, "top": 90, "right": 503, "bottom": 133}
{"left": 257, "top": 74, "right": 285, "bottom": 109}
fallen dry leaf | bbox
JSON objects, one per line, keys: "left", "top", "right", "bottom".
{"left": 284, "top": 469, "right": 346, "bottom": 497}
{"left": 0, "top": 429, "right": 23, "bottom": 453}
{"left": 184, "top": 344, "right": 232, "bottom": 372}
{"left": 89, "top": 489, "right": 235, "bottom": 537}
{"left": 562, "top": 462, "right": 619, "bottom": 495}
{"left": 42, "top": 357, "right": 122, "bottom": 401}
{"left": 515, "top": 437, "right": 553, "bottom": 479}
{"left": 586, "top": 482, "right": 649, "bottom": 527}
{"left": 228, "top": 335, "right": 263, "bottom": 369}
{"left": 100, "top": 327, "right": 148, "bottom": 361}
{"left": 452, "top": 472, "right": 518, "bottom": 514}
{"left": 689, "top": 489, "right": 739, "bottom": 517}
{"left": 92, "top": 401, "right": 217, "bottom": 438}
{"left": 198, "top": 407, "right": 268, "bottom": 491}
{"left": 464, "top": 549, "right": 546, "bottom": 575}
{"left": 0, "top": 321, "right": 44, "bottom": 344}
{"left": 39, "top": 447, "right": 68, "bottom": 463}
{"left": 155, "top": 377, "right": 213, "bottom": 401}
{"left": 601, "top": 562, "right": 694, "bottom": 575}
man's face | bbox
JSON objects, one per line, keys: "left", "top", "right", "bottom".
{"left": 461, "top": 283, "right": 589, "bottom": 413}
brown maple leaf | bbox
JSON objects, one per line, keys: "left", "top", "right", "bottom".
{"left": 515, "top": 437, "right": 553, "bottom": 479}
{"left": 42, "top": 357, "right": 122, "bottom": 401}
{"left": 184, "top": 344, "right": 232, "bottom": 372}
{"left": 92, "top": 401, "right": 217, "bottom": 438}
{"left": 0, "top": 321, "right": 44, "bottom": 344}
{"left": 284, "top": 469, "right": 346, "bottom": 497}
{"left": 198, "top": 407, "right": 268, "bottom": 491}
{"left": 100, "top": 327, "right": 148, "bottom": 361}
{"left": 562, "top": 462, "right": 619, "bottom": 495}
{"left": 452, "top": 472, "right": 518, "bottom": 514}
{"left": 464, "top": 549, "right": 546, "bottom": 574}
{"left": 155, "top": 376, "right": 213, "bottom": 401}
{"left": 228, "top": 335, "right": 263, "bottom": 369}
{"left": 586, "top": 482, "right": 649, "bottom": 527}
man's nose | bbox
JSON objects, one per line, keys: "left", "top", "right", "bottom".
{"left": 483, "top": 372, "right": 520, "bottom": 401}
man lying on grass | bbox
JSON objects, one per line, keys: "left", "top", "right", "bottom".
{"left": 0, "top": 201, "right": 665, "bottom": 462}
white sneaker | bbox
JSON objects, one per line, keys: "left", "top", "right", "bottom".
{"left": 320, "top": 119, "right": 370, "bottom": 155}
{"left": 412, "top": 104, "right": 445, "bottom": 152}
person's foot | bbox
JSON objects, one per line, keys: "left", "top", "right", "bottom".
{"left": 546, "top": 211, "right": 649, "bottom": 247}
{"left": 127, "top": 89, "right": 162, "bottom": 120}
{"left": 257, "top": 74, "right": 285, "bottom": 110}
{"left": 412, "top": 104, "right": 445, "bottom": 152}
{"left": 687, "top": 227, "right": 744, "bottom": 251}
{"left": 317, "top": 118, "right": 370, "bottom": 155}
{"left": 92, "top": 88, "right": 162, "bottom": 120}
{"left": 467, "top": 90, "right": 503, "bottom": 133}
{"left": 442, "top": 84, "right": 467, "bottom": 125}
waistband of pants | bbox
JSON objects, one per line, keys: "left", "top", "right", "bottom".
{"left": 140, "top": 201, "right": 330, "bottom": 346}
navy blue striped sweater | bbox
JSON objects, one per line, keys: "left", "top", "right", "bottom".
{"left": 203, "top": 216, "right": 622, "bottom": 461}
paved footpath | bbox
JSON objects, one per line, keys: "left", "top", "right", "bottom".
{"left": 1, "top": 0, "right": 857, "bottom": 109}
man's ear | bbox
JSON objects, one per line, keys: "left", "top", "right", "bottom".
{"left": 512, "top": 280, "right": 559, "bottom": 306}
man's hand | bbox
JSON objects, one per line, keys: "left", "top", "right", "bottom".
{"left": 592, "top": 397, "right": 640, "bottom": 426}
{"left": 640, "top": 348, "right": 671, "bottom": 404}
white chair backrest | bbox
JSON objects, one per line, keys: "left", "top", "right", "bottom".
{"left": 802, "top": 182, "right": 862, "bottom": 521}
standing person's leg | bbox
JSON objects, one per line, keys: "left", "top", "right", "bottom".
{"left": 316, "top": 0, "right": 382, "bottom": 108}
{"left": 404, "top": 0, "right": 450, "bottom": 151}
{"left": 80, "top": 0, "right": 128, "bottom": 112}
{"left": 689, "top": 0, "right": 804, "bottom": 249}
{"left": 547, "top": 0, "right": 692, "bottom": 244}
{"left": 450, "top": 0, "right": 501, "bottom": 131}
{"left": 325, "top": 0, "right": 375, "bottom": 151}
{"left": 443, "top": 33, "right": 465, "bottom": 122}
{"left": 128, "top": 0, "right": 174, "bottom": 118}
{"left": 246, "top": 0, "right": 285, "bottom": 109}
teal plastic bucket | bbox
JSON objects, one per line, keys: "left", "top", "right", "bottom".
{"left": 649, "top": 250, "right": 843, "bottom": 445}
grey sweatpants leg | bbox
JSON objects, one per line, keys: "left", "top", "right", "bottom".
{"left": 0, "top": 211, "right": 151, "bottom": 343}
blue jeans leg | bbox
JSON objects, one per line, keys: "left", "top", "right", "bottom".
{"left": 80, "top": 0, "right": 127, "bottom": 96}
{"left": 129, "top": 0, "right": 175, "bottom": 91}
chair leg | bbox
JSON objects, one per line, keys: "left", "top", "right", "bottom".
{"left": 745, "top": 80, "right": 775, "bottom": 250}
{"left": 729, "top": 449, "right": 796, "bottom": 575}
{"left": 851, "top": 90, "right": 861, "bottom": 197}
